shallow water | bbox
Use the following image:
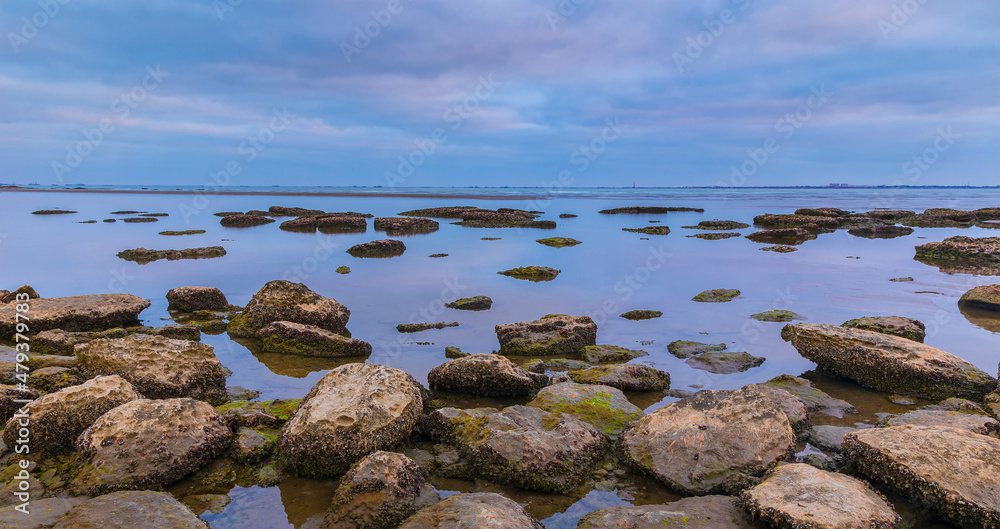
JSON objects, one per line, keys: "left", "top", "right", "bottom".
{"left": 2, "top": 187, "right": 998, "bottom": 528}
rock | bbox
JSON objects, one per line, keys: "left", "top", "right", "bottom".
{"left": 915, "top": 236, "right": 1000, "bottom": 275}
{"left": 216, "top": 399, "right": 298, "bottom": 430}
{"left": 151, "top": 323, "right": 201, "bottom": 341}
{"left": 31, "top": 328, "right": 130, "bottom": 355}
{"left": 373, "top": 216, "right": 439, "bottom": 234}
{"left": 848, "top": 225, "right": 914, "bottom": 239}
{"left": 444, "top": 346, "right": 467, "bottom": 358}
{"left": 396, "top": 322, "right": 459, "bottom": 333}
{"left": 0, "top": 497, "right": 86, "bottom": 529}
{"left": 580, "top": 344, "right": 649, "bottom": 363}
{"left": 278, "top": 363, "right": 424, "bottom": 477}
{"left": 75, "top": 334, "right": 228, "bottom": 403}
{"left": 421, "top": 405, "right": 605, "bottom": 493}
{"left": 23, "top": 353, "right": 78, "bottom": 371}
{"left": 764, "top": 374, "right": 858, "bottom": 418}
{"left": 269, "top": 206, "right": 327, "bottom": 217}
{"left": 579, "top": 496, "right": 755, "bottom": 529}
{"left": 323, "top": 451, "right": 439, "bottom": 529}
{"left": 258, "top": 321, "right": 372, "bottom": 357}
{"left": 783, "top": 323, "right": 997, "bottom": 400}
{"left": 692, "top": 288, "right": 741, "bottom": 302}
{"left": 116, "top": 246, "right": 227, "bottom": 264}
{"left": 559, "top": 213, "right": 577, "bottom": 218}
{"left": 688, "top": 231, "right": 741, "bottom": 240}
{"left": 536, "top": 237, "right": 581, "bottom": 247}
{"left": 227, "top": 280, "right": 350, "bottom": 337}
{"left": 687, "top": 352, "right": 765, "bottom": 374}
{"left": 760, "top": 245, "right": 798, "bottom": 253}
{"left": 682, "top": 220, "right": 751, "bottom": 230}
{"left": 842, "top": 316, "right": 926, "bottom": 342}
{"left": 32, "top": 209, "right": 76, "bottom": 214}
{"left": 4, "top": 375, "right": 142, "bottom": 455}
{"left": 524, "top": 358, "right": 590, "bottom": 372}
{"left": 750, "top": 310, "right": 801, "bottom": 322}
{"left": 347, "top": 239, "right": 406, "bottom": 258}
{"left": 52, "top": 491, "right": 208, "bottom": 529}
{"left": 621, "top": 386, "right": 795, "bottom": 494}
{"left": 600, "top": 206, "right": 704, "bottom": 214}
{"left": 495, "top": 315, "right": 597, "bottom": 355}
{"left": 427, "top": 354, "right": 547, "bottom": 397}
{"left": 444, "top": 295, "right": 492, "bottom": 311}
{"left": 0, "top": 285, "right": 39, "bottom": 303}
{"left": 497, "top": 266, "right": 561, "bottom": 281}
{"left": 807, "top": 425, "right": 857, "bottom": 452}
{"left": 738, "top": 463, "right": 900, "bottom": 528}
{"left": 26, "top": 366, "right": 79, "bottom": 392}
{"left": 166, "top": 286, "right": 229, "bottom": 312}
{"left": 888, "top": 394, "right": 917, "bottom": 406}
{"left": 569, "top": 364, "right": 670, "bottom": 392}
{"left": 890, "top": 276, "right": 914, "bottom": 282}
{"left": 527, "top": 382, "right": 642, "bottom": 436}
{"left": 225, "top": 385, "right": 260, "bottom": 401}
{"left": 232, "top": 427, "right": 277, "bottom": 464}
{"left": 622, "top": 226, "right": 671, "bottom": 235}
{"left": 843, "top": 425, "right": 1000, "bottom": 528}
{"left": 747, "top": 384, "right": 809, "bottom": 433}
{"left": 0, "top": 294, "right": 150, "bottom": 338}
{"left": 220, "top": 214, "right": 275, "bottom": 227}
{"left": 795, "top": 208, "right": 851, "bottom": 217}
{"left": 959, "top": 284, "right": 1000, "bottom": 312}
{"left": 71, "top": 398, "right": 231, "bottom": 495}
{"left": 336, "top": 265, "right": 351, "bottom": 274}
{"left": 619, "top": 310, "right": 662, "bottom": 320}
{"left": 667, "top": 340, "right": 727, "bottom": 359}
{"left": 122, "top": 217, "right": 157, "bottom": 223}
{"left": 449, "top": 208, "right": 554, "bottom": 229}
{"left": 754, "top": 214, "right": 840, "bottom": 230}
{"left": 159, "top": 229, "right": 205, "bottom": 235}
{"left": 987, "top": 392, "right": 1000, "bottom": 419}
{"left": 0, "top": 384, "right": 39, "bottom": 423}
{"left": 399, "top": 493, "right": 542, "bottom": 529}
{"left": 879, "top": 399, "right": 998, "bottom": 435}
{"left": 746, "top": 228, "right": 817, "bottom": 245}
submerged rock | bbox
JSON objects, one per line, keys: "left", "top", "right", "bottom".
{"left": 750, "top": 310, "right": 801, "bottom": 322}
{"left": 848, "top": 225, "right": 914, "bottom": 239}
{"left": 682, "top": 220, "right": 751, "bottom": 230}
{"left": 568, "top": 364, "right": 670, "bottom": 391}
{"left": 495, "top": 315, "right": 597, "bottom": 355}
{"left": 220, "top": 214, "right": 276, "bottom": 227}
{"left": 622, "top": 226, "right": 671, "bottom": 235}
{"left": 600, "top": 206, "right": 704, "bottom": 214}
{"left": 738, "top": 463, "right": 900, "bottom": 528}
{"left": 347, "top": 239, "right": 406, "bottom": 258}
{"left": 763, "top": 374, "right": 858, "bottom": 418}
{"left": 166, "top": 286, "right": 229, "bottom": 312}
{"left": 746, "top": 228, "right": 817, "bottom": 245}
{"left": 579, "top": 496, "right": 755, "bottom": 529}
{"left": 959, "top": 284, "right": 1000, "bottom": 312}
{"left": 0, "top": 294, "right": 150, "bottom": 337}
{"left": 692, "top": 288, "right": 741, "bottom": 302}
{"left": 323, "top": 451, "right": 439, "bottom": 529}
{"left": 842, "top": 315, "right": 926, "bottom": 342}
{"left": 497, "top": 266, "right": 561, "bottom": 281}
{"left": 445, "top": 295, "right": 493, "bottom": 311}
{"left": 915, "top": 236, "right": 1000, "bottom": 275}
{"left": 686, "top": 352, "right": 765, "bottom": 374}
{"left": 399, "top": 493, "right": 543, "bottom": 529}
{"left": 527, "top": 381, "right": 642, "bottom": 436}
{"left": 580, "top": 344, "right": 649, "bottom": 363}
{"left": 258, "top": 321, "right": 371, "bottom": 357}
{"left": 71, "top": 398, "right": 232, "bottom": 495}
{"left": 374, "top": 216, "right": 439, "bottom": 234}
{"left": 621, "top": 386, "right": 795, "bottom": 494}
{"left": 667, "top": 340, "right": 727, "bottom": 359}
{"left": 843, "top": 425, "right": 1000, "bottom": 528}
{"left": 619, "top": 309, "right": 662, "bottom": 320}
{"left": 783, "top": 323, "right": 997, "bottom": 400}
{"left": 428, "top": 354, "right": 547, "bottom": 397}
{"left": 75, "top": 334, "right": 228, "bottom": 403}
{"left": 32, "top": 209, "right": 76, "bottom": 215}
{"left": 396, "top": 321, "right": 459, "bottom": 333}
{"left": 688, "top": 232, "right": 741, "bottom": 240}
{"left": 228, "top": 280, "right": 350, "bottom": 337}
{"left": 278, "top": 363, "right": 424, "bottom": 477}
{"left": 117, "top": 246, "right": 226, "bottom": 263}
{"left": 536, "top": 237, "right": 581, "bottom": 247}
{"left": 760, "top": 245, "right": 798, "bottom": 253}
{"left": 421, "top": 405, "right": 605, "bottom": 493}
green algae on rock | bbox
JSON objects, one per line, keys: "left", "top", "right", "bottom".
{"left": 445, "top": 295, "right": 493, "bottom": 311}
{"left": 750, "top": 310, "right": 801, "bottom": 322}
{"left": 497, "top": 266, "right": 561, "bottom": 282}
{"left": 692, "top": 288, "right": 741, "bottom": 302}
{"left": 258, "top": 321, "right": 372, "bottom": 357}
{"left": 914, "top": 236, "right": 1000, "bottom": 275}
{"left": 227, "top": 280, "right": 350, "bottom": 338}
{"left": 527, "top": 381, "right": 643, "bottom": 436}
{"left": 667, "top": 340, "right": 727, "bottom": 359}
{"left": 117, "top": 246, "right": 226, "bottom": 264}
{"left": 495, "top": 315, "right": 596, "bottom": 356}
{"left": 396, "top": 321, "right": 459, "bottom": 333}
{"left": 335, "top": 266, "right": 351, "bottom": 274}
{"left": 619, "top": 309, "right": 662, "bottom": 320}
{"left": 622, "top": 226, "right": 670, "bottom": 235}
{"left": 568, "top": 364, "right": 670, "bottom": 392}
{"left": 444, "top": 346, "right": 468, "bottom": 358}
{"left": 536, "top": 237, "right": 581, "bottom": 247}
{"left": 959, "top": 284, "right": 1000, "bottom": 312}
{"left": 580, "top": 344, "right": 649, "bottom": 363}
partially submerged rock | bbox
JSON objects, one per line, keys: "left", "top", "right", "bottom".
{"left": 842, "top": 315, "right": 926, "bottom": 342}
{"left": 783, "top": 323, "right": 997, "bottom": 400}
{"left": 347, "top": 239, "right": 406, "bottom": 258}
{"left": 746, "top": 228, "right": 816, "bottom": 245}
{"left": 53, "top": 491, "right": 208, "bottom": 529}
{"left": 497, "top": 266, "right": 561, "bottom": 282}
{"left": 445, "top": 295, "right": 492, "bottom": 311}
{"left": 323, "top": 451, "right": 439, "bottom": 529}
{"left": 231, "top": 427, "right": 277, "bottom": 464}
{"left": 760, "top": 245, "right": 798, "bottom": 253}
{"left": 622, "top": 226, "right": 671, "bottom": 235}
{"left": 750, "top": 310, "right": 800, "bottom": 322}
{"left": 620, "top": 309, "right": 662, "bottom": 320}
{"left": 579, "top": 496, "right": 754, "bottom": 529}
{"left": 738, "top": 463, "right": 900, "bottom": 528}
{"left": 688, "top": 232, "right": 741, "bottom": 240}
{"left": 278, "top": 363, "right": 424, "bottom": 477}
{"left": 667, "top": 340, "right": 727, "bottom": 359}
{"left": 621, "top": 386, "right": 795, "bottom": 494}
{"left": 396, "top": 321, "right": 459, "bottom": 333}
{"left": 536, "top": 237, "right": 581, "bottom": 247}
{"left": 0, "top": 294, "right": 150, "bottom": 337}
{"left": 686, "top": 352, "right": 765, "bottom": 374}
{"left": 915, "top": 236, "right": 1000, "bottom": 275}
{"left": 753, "top": 214, "right": 840, "bottom": 230}
{"left": 879, "top": 398, "right": 998, "bottom": 435}
{"left": 71, "top": 398, "right": 232, "bottom": 495}
{"left": 399, "top": 493, "right": 543, "bottom": 529}
{"left": 228, "top": 280, "right": 350, "bottom": 337}
{"left": 166, "top": 286, "right": 229, "bottom": 312}
{"left": 258, "top": 321, "right": 371, "bottom": 357}
{"left": 682, "top": 220, "right": 751, "bottom": 230}
{"left": 117, "top": 246, "right": 226, "bottom": 263}
{"left": 220, "top": 214, "right": 275, "bottom": 227}
{"left": 374, "top": 216, "right": 439, "bottom": 234}
{"left": 959, "top": 284, "right": 1000, "bottom": 312}
{"left": 807, "top": 425, "right": 857, "bottom": 452}
{"left": 764, "top": 375, "right": 857, "bottom": 418}
{"left": 495, "top": 315, "right": 597, "bottom": 355}
{"left": 843, "top": 425, "right": 1000, "bottom": 528}
{"left": 568, "top": 364, "right": 670, "bottom": 391}
{"left": 692, "top": 288, "right": 741, "bottom": 302}
{"left": 581, "top": 344, "right": 649, "bottom": 363}
{"left": 848, "top": 225, "right": 914, "bottom": 239}
{"left": 600, "top": 206, "right": 704, "bottom": 214}
{"left": 527, "top": 381, "right": 642, "bottom": 436}
{"left": 32, "top": 209, "right": 76, "bottom": 214}
{"left": 427, "top": 354, "right": 547, "bottom": 397}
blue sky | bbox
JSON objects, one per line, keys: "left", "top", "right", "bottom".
{"left": 1, "top": 1, "right": 997, "bottom": 187}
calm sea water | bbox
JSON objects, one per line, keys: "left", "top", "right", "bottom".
{"left": 1, "top": 187, "right": 997, "bottom": 528}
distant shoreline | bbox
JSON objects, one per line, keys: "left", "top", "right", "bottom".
{"left": 0, "top": 187, "right": 544, "bottom": 201}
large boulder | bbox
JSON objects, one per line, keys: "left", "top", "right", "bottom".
{"left": 959, "top": 284, "right": 1000, "bottom": 312}
{"left": 258, "top": 321, "right": 372, "bottom": 357}
{"left": 0, "top": 294, "right": 150, "bottom": 338}
{"left": 52, "top": 491, "right": 208, "bottom": 529}
{"left": 2, "top": 375, "right": 142, "bottom": 455}
{"left": 568, "top": 364, "right": 670, "bottom": 392}
{"left": 421, "top": 405, "right": 605, "bottom": 493}
{"left": 783, "top": 323, "right": 997, "bottom": 401}
{"left": 70, "top": 398, "right": 232, "bottom": 495}
{"left": 738, "top": 463, "right": 900, "bottom": 528}
{"left": 399, "top": 493, "right": 543, "bottom": 529}
{"left": 842, "top": 315, "right": 926, "bottom": 342}
{"left": 495, "top": 315, "right": 597, "bottom": 355}
{"left": 166, "top": 286, "right": 229, "bottom": 312}
{"left": 427, "top": 354, "right": 547, "bottom": 397}
{"left": 278, "top": 363, "right": 424, "bottom": 477}
{"left": 621, "top": 386, "right": 795, "bottom": 494}
{"left": 75, "top": 334, "right": 228, "bottom": 403}
{"left": 323, "top": 451, "right": 439, "bottom": 529}
{"left": 843, "top": 425, "right": 1000, "bottom": 527}
{"left": 527, "top": 382, "right": 642, "bottom": 436}
{"left": 578, "top": 496, "right": 757, "bottom": 529}
{"left": 227, "top": 280, "right": 350, "bottom": 337}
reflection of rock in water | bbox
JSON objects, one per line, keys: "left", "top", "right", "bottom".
{"left": 279, "top": 477, "right": 340, "bottom": 528}
{"left": 913, "top": 259, "right": 1000, "bottom": 276}
{"left": 960, "top": 306, "right": 1000, "bottom": 333}
{"left": 914, "top": 236, "right": 1000, "bottom": 275}
{"left": 235, "top": 338, "right": 368, "bottom": 378}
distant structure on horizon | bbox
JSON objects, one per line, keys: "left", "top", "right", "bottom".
{"left": 828, "top": 183, "right": 850, "bottom": 187}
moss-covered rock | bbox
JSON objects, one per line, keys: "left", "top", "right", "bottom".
{"left": 325, "top": 451, "right": 439, "bottom": 529}
{"left": 682, "top": 220, "right": 751, "bottom": 230}
{"left": 915, "top": 236, "right": 1000, "bottom": 275}
{"left": 619, "top": 310, "right": 662, "bottom": 320}
{"left": 427, "top": 354, "right": 547, "bottom": 398}
{"left": 117, "top": 246, "right": 226, "bottom": 264}
{"left": 495, "top": 315, "right": 596, "bottom": 355}
{"left": 497, "top": 266, "right": 561, "bottom": 282}
{"left": 231, "top": 427, "right": 277, "bottom": 464}
{"left": 692, "top": 288, "right": 741, "bottom": 303}
{"left": 444, "top": 346, "right": 467, "bottom": 358}
{"left": 760, "top": 245, "right": 797, "bottom": 253}
{"left": 746, "top": 228, "right": 816, "bottom": 245}
{"left": 580, "top": 344, "right": 648, "bottom": 363}
{"left": 959, "top": 284, "right": 1000, "bottom": 312}
{"left": 26, "top": 366, "right": 79, "bottom": 393}
{"left": 445, "top": 295, "right": 493, "bottom": 311}
{"left": 227, "top": 280, "right": 350, "bottom": 338}
{"left": 750, "top": 310, "right": 801, "bottom": 323}
{"left": 622, "top": 226, "right": 671, "bottom": 235}
{"left": 396, "top": 321, "right": 459, "bottom": 333}
{"left": 688, "top": 232, "right": 742, "bottom": 240}
{"left": 0, "top": 294, "right": 149, "bottom": 338}
{"left": 258, "top": 320, "right": 371, "bottom": 357}
{"left": 336, "top": 266, "right": 351, "bottom": 274}
{"left": 568, "top": 364, "right": 670, "bottom": 392}
{"left": 527, "top": 382, "right": 642, "bottom": 436}
{"left": 667, "top": 340, "right": 726, "bottom": 359}
{"left": 535, "top": 237, "right": 581, "bottom": 247}
{"left": 842, "top": 315, "right": 926, "bottom": 342}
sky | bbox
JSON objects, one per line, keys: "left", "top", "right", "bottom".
{"left": 0, "top": 0, "right": 997, "bottom": 188}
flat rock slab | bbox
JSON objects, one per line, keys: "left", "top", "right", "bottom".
{"left": 0, "top": 497, "right": 86, "bottom": 529}
{"left": 116, "top": 246, "right": 226, "bottom": 264}
{"left": 496, "top": 315, "right": 597, "bottom": 356}
{"left": 686, "top": 351, "right": 765, "bottom": 374}
{"left": 783, "top": 323, "right": 997, "bottom": 401}
{"left": 581, "top": 344, "right": 649, "bottom": 363}
{"left": 53, "top": 491, "right": 208, "bottom": 529}
{"left": 739, "top": 463, "right": 900, "bottom": 528}
{"left": 427, "top": 353, "right": 547, "bottom": 397}
{"left": 527, "top": 381, "right": 642, "bottom": 436}
{"left": 667, "top": 340, "right": 727, "bottom": 359}
{"left": 569, "top": 364, "right": 670, "bottom": 391}
{"left": 844, "top": 425, "right": 1000, "bottom": 528}
{"left": 258, "top": 321, "right": 372, "bottom": 357}
{"left": 75, "top": 334, "right": 228, "bottom": 403}
{"left": 421, "top": 405, "right": 605, "bottom": 493}
{"left": 842, "top": 316, "right": 926, "bottom": 342}
{"left": 880, "top": 406, "right": 998, "bottom": 436}
{"left": 373, "top": 216, "right": 439, "bottom": 234}
{"left": 579, "top": 496, "right": 756, "bottom": 529}
{"left": 228, "top": 280, "right": 350, "bottom": 337}
{"left": 278, "top": 363, "right": 424, "bottom": 477}
{"left": 0, "top": 294, "right": 150, "bottom": 337}
{"left": 807, "top": 425, "right": 858, "bottom": 452}
{"left": 764, "top": 374, "right": 857, "bottom": 418}
{"left": 621, "top": 386, "right": 795, "bottom": 495}
{"left": 400, "top": 493, "right": 543, "bottom": 529}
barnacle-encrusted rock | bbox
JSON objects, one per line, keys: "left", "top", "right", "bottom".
{"left": 683, "top": 220, "right": 751, "bottom": 230}
{"left": 166, "top": 286, "right": 229, "bottom": 312}
{"left": 399, "top": 493, "right": 543, "bottom": 529}
{"left": 842, "top": 315, "right": 926, "bottom": 342}
{"left": 495, "top": 315, "right": 596, "bottom": 355}
{"left": 53, "top": 491, "right": 208, "bottom": 529}
{"left": 848, "top": 225, "right": 914, "bottom": 239}
{"left": 878, "top": 398, "right": 999, "bottom": 435}
{"left": 569, "top": 364, "right": 670, "bottom": 391}
{"left": 959, "top": 284, "right": 1000, "bottom": 312}
{"left": 427, "top": 354, "right": 547, "bottom": 397}
{"left": 527, "top": 381, "right": 642, "bottom": 436}
{"left": 373, "top": 216, "right": 439, "bottom": 234}
{"left": 227, "top": 280, "right": 350, "bottom": 337}
{"left": 258, "top": 321, "right": 372, "bottom": 357}
{"left": 323, "top": 451, "right": 439, "bottom": 529}
{"left": 753, "top": 214, "right": 840, "bottom": 230}
{"left": 746, "top": 228, "right": 817, "bottom": 245}
{"left": 763, "top": 374, "right": 857, "bottom": 418}
{"left": 0, "top": 294, "right": 150, "bottom": 338}
{"left": 915, "top": 236, "right": 1000, "bottom": 275}
{"left": 220, "top": 214, "right": 275, "bottom": 227}
{"left": 347, "top": 239, "right": 406, "bottom": 258}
